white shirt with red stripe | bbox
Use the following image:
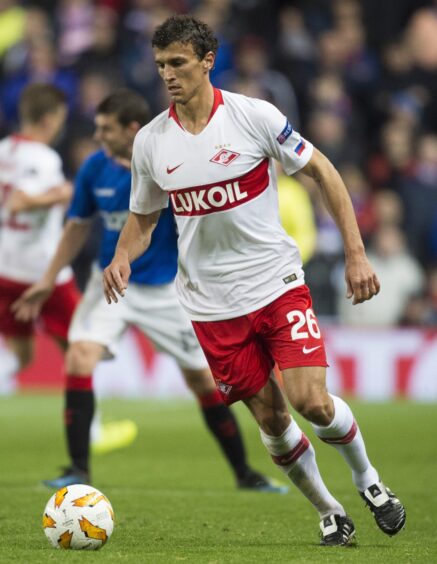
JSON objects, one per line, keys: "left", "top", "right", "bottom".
{"left": 130, "top": 89, "right": 313, "bottom": 321}
{"left": 0, "top": 135, "right": 73, "bottom": 284}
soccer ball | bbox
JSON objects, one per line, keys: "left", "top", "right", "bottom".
{"left": 42, "top": 484, "right": 114, "bottom": 550}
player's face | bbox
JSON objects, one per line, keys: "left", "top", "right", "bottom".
{"left": 94, "top": 113, "right": 135, "bottom": 158}
{"left": 154, "top": 42, "right": 214, "bottom": 105}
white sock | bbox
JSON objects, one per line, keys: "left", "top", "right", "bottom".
{"left": 90, "top": 411, "right": 102, "bottom": 444}
{"left": 0, "top": 345, "right": 19, "bottom": 395}
{"left": 312, "top": 394, "right": 379, "bottom": 491}
{"left": 260, "top": 420, "right": 345, "bottom": 519}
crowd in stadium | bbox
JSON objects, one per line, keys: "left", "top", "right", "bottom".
{"left": 1, "top": 0, "right": 436, "bottom": 327}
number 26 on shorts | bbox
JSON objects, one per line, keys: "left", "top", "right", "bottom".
{"left": 286, "top": 308, "right": 321, "bottom": 340}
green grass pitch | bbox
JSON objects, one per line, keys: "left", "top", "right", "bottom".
{"left": 0, "top": 394, "right": 436, "bottom": 563}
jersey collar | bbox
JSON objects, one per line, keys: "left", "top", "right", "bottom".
{"left": 168, "top": 87, "right": 224, "bottom": 130}
{"left": 11, "top": 133, "right": 34, "bottom": 142}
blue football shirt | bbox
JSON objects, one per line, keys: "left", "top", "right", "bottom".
{"left": 68, "top": 150, "right": 177, "bottom": 285}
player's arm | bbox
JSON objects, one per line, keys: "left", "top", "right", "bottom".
{"left": 301, "top": 148, "right": 380, "bottom": 304}
{"left": 6, "top": 181, "right": 73, "bottom": 213}
{"left": 102, "top": 210, "right": 160, "bottom": 304}
{"left": 11, "top": 218, "right": 92, "bottom": 321}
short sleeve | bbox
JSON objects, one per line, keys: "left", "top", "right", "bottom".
{"left": 67, "top": 157, "right": 97, "bottom": 219}
{"left": 251, "top": 99, "right": 313, "bottom": 176}
{"left": 130, "top": 131, "right": 169, "bottom": 215}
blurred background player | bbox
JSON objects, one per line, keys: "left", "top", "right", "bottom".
{"left": 0, "top": 82, "right": 135, "bottom": 455}
{"left": 0, "top": 83, "right": 78, "bottom": 394}
{"left": 14, "top": 88, "right": 286, "bottom": 493}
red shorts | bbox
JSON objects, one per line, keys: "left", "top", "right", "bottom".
{"left": 192, "top": 285, "right": 327, "bottom": 405}
{"left": 0, "top": 276, "right": 80, "bottom": 340}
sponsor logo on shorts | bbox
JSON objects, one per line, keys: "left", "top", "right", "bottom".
{"left": 217, "top": 381, "right": 232, "bottom": 395}
{"left": 170, "top": 159, "right": 269, "bottom": 216}
{"left": 210, "top": 149, "right": 240, "bottom": 166}
{"left": 302, "top": 345, "right": 321, "bottom": 354}
{"left": 277, "top": 120, "right": 293, "bottom": 144}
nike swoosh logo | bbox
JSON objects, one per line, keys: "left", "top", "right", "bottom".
{"left": 166, "top": 163, "right": 183, "bottom": 174}
{"left": 302, "top": 345, "right": 321, "bottom": 354}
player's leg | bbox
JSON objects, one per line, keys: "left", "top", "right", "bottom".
{"left": 0, "top": 339, "right": 20, "bottom": 394}
{"left": 192, "top": 309, "right": 355, "bottom": 545}
{"left": 181, "top": 365, "right": 286, "bottom": 492}
{"left": 65, "top": 341, "right": 105, "bottom": 475}
{"left": 0, "top": 277, "right": 35, "bottom": 393}
{"left": 42, "top": 270, "right": 132, "bottom": 488}
{"left": 262, "top": 285, "right": 406, "bottom": 536}
{"left": 182, "top": 366, "right": 249, "bottom": 482}
{"left": 243, "top": 375, "right": 355, "bottom": 546}
{"left": 0, "top": 336, "right": 33, "bottom": 393}
{"left": 282, "top": 366, "right": 378, "bottom": 487}
{"left": 42, "top": 340, "right": 104, "bottom": 489}
{"left": 282, "top": 365, "right": 406, "bottom": 536}
{"left": 42, "top": 279, "right": 95, "bottom": 486}
{"left": 4, "top": 335, "right": 34, "bottom": 368}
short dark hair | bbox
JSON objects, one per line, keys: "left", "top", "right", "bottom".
{"left": 19, "top": 83, "right": 66, "bottom": 124}
{"left": 152, "top": 15, "right": 218, "bottom": 60}
{"left": 96, "top": 89, "right": 150, "bottom": 127}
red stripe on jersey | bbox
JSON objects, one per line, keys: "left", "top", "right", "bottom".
{"left": 170, "top": 158, "right": 269, "bottom": 216}
{"left": 271, "top": 434, "right": 310, "bottom": 466}
{"left": 320, "top": 421, "right": 357, "bottom": 445}
{"left": 169, "top": 88, "right": 224, "bottom": 129}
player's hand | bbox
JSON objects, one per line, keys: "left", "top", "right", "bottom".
{"left": 11, "top": 279, "right": 54, "bottom": 321}
{"left": 6, "top": 190, "right": 31, "bottom": 213}
{"left": 345, "top": 253, "right": 380, "bottom": 305}
{"left": 102, "top": 254, "right": 131, "bottom": 304}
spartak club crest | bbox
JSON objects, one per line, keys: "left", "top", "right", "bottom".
{"left": 210, "top": 149, "right": 240, "bottom": 166}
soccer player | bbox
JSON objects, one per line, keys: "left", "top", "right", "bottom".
{"left": 13, "top": 89, "right": 285, "bottom": 493}
{"left": 0, "top": 83, "right": 79, "bottom": 394}
{"left": 102, "top": 16, "right": 406, "bottom": 546}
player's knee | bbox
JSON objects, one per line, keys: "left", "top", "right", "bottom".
{"left": 66, "top": 342, "right": 99, "bottom": 375}
{"left": 8, "top": 338, "right": 34, "bottom": 370}
{"left": 297, "top": 396, "right": 334, "bottom": 426}
{"left": 258, "top": 409, "right": 290, "bottom": 436}
{"left": 17, "top": 348, "right": 33, "bottom": 370}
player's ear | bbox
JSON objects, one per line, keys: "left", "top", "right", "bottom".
{"left": 203, "top": 52, "right": 215, "bottom": 73}
{"left": 128, "top": 121, "right": 141, "bottom": 134}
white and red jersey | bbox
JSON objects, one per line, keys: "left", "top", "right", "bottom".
{"left": 0, "top": 135, "right": 72, "bottom": 284}
{"left": 130, "top": 89, "right": 313, "bottom": 321}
